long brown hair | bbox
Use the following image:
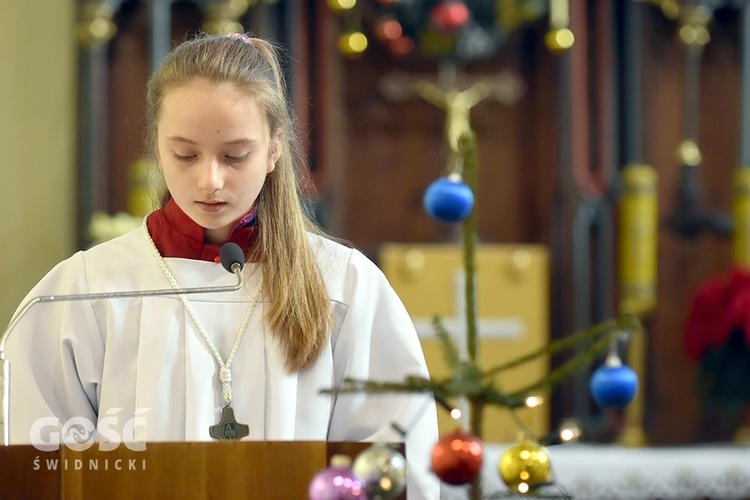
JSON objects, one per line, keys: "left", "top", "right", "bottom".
{"left": 146, "top": 33, "right": 331, "bottom": 373}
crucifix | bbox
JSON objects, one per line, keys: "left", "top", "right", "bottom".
{"left": 377, "top": 64, "right": 525, "bottom": 158}
{"left": 377, "top": 63, "right": 526, "bottom": 441}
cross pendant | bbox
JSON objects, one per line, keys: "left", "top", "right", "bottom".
{"left": 209, "top": 405, "right": 249, "bottom": 441}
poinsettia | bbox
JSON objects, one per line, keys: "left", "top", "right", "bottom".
{"left": 684, "top": 266, "right": 750, "bottom": 360}
{"left": 683, "top": 266, "right": 750, "bottom": 437}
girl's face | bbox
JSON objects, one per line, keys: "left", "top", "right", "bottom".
{"left": 156, "top": 80, "right": 280, "bottom": 244}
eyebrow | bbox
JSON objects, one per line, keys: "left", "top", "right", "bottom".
{"left": 165, "top": 136, "right": 256, "bottom": 146}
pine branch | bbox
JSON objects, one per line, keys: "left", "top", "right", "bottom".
{"left": 432, "top": 315, "right": 461, "bottom": 370}
{"left": 458, "top": 131, "right": 479, "bottom": 363}
{"left": 320, "top": 314, "right": 642, "bottom": 411}
{"left": 483, "top": 313, "right": 640, "bottom": 378}
{"left": 506, "top": 333, "right": 612, "bottom": 400}
{"left": 324, "top": 375, "right": 435, "bottom": 395}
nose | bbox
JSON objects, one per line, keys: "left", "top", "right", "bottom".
{"left": 197, "top": 159, "right": 223, "bottom": 193}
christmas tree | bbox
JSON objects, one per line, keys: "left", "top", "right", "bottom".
{"left": 312, "top": 2, "right": 641, "bottom": 498}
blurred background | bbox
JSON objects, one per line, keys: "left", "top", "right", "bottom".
{"left": 2, "top": 0, "right": 749, "bottom": 448}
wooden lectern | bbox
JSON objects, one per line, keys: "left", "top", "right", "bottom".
{"left": 0, "top": 441, "right": 402, "bottom": 499}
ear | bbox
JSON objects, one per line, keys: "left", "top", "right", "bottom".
{"left": 267, "top": 131, "right": 282, "bottom": 173}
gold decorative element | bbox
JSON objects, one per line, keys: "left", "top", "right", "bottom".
{"left": 402, "top": 249, "right": 425, "bottom": 282}
{"left": 733, "top": 417, "right": 750, "bottom": 444}
{"left": 545, "top": 28, "right": 575, "bottom": 53}
{"left": 639, "top": 0, "right": 680, "bottom": 20}
{"left": 496, "top": 0, "right": 546, "bottom": 32}
{"left": 545, "top": 0, "right": 574, "bottom": 53}
{"left": 676, "top": 138, "right": 702, "bottom": 167}
{"left": 678, "top": 5, "right": 711, "bottom": 49}
{"left": 617, "top": 163, "right": 657, "bottom": 447}
{"left": 76, "top": 1, "right": 117, "bottom": 48}
{"left": 732, "top": 169, "right": 750, "bottom": 266}
{"left": 414, "top": 80, "right": 493, "bottom": 155}
{"left": 329, "top": 454, "right": 353, "bottom": 468}
{"left": 402, "top": 64, "right": 523, "bottom": 154}
{"left": 619, "top": 163, "right": 658, "bottom": 316}
{"left": 498, "top": 435, "right": 553, "bottom": 494}
{"left": 203, "top": 0, "right": 253, "bottom": 35}
{"left": 509, "top": 249, "right": 532, "bottom": 281}
{"left": 617, "top": 327, "right": 650, "bottom": 447}
{"left": 377, "top": 65, "right": 524, "bottom": 177}
{"left": 328, "top": 0, "right": 356, "bottom": 12}
{"left": 379, "top": 69, "right": 525, "bottom": 107}
{"left": 642, "top": 1, "right": 712, "bottom": 49}
{"left": 338, "top": 31, "right": 368, "bottom": 58}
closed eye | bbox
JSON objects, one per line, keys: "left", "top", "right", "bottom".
{"left": 173, "top": 153, "right": 196, "bottom": 161}
{"left": 226, "top": 153, "right": 249, "bottom": 162}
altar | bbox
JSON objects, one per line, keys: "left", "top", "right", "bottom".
{"left": 441, "top": 443, "right": 750, "bottom": 499}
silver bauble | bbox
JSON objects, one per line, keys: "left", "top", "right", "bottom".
{"left": 352, "top": 443, "right": 407, "bottom": 499}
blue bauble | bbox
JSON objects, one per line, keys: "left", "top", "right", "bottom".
{"left": 589, "top": 363, "right": 638, "bottom": 408}
{"left": 423, "top": 176, "right": 474, "bottom": 223}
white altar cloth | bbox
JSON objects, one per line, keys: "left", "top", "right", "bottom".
{"left": 441, "top": 443, "right": 750, "bottom": 499}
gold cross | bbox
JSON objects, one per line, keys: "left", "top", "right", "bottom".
{"left": 377, "top": 64, "right": 525, "bottom": 154}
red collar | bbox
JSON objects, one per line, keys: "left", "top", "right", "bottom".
{"left": 146, "top": 199, "right": 258, "bottom": 264}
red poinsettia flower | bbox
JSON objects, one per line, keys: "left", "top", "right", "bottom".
{"left": 684, "top": 266, "right": 750, "bottom": 360}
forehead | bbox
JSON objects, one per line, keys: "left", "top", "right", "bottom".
{"left": 158, "top": 80, "right": 269, "bottom": 134}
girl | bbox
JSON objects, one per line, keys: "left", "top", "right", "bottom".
{"left": 7, "top": 33, "right": 439, "bottom": 498}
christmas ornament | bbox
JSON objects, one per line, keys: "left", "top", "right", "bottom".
{"left": 338, "top": 31, "right": 368, "bottom": 58}
{"left": 388, "top": 36, "right": 415, "bottom": 58}
{"left": 328, "top": 0, "right": 356, "bottom": 13}
{"left": 455, "top": 20, "right": 503, "bottom": 61}
{"left": 545, "top": 28, "right": 575, "bottom": 53}
{"left": 430, "top": 429, "right": 484, "bottom": 485}
{"left": 430, "top": 1, "right": 471, "bottom": 35}
{"left": 590, "top": 354, "right": 639, "bottom": 408}
{"left": 373, "top": 18, "right": 403, "bottom": 44}
{"left": 352, "top": 443, "right": 407, "bottom": 498}
{"left": 498, "top": 437, "right": 552, "bottom": 494}
{"left": 423, "top": 173, "right": 474, "bottom": 223}
{"left": 308, "top": 454, "right": 367, "bottom": 500}
{"left": 419, "top": 26, "right": 457, "bottom": 58}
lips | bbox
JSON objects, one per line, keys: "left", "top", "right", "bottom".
{"left": 196, "top": 201, "right": 226, "bottom": 213}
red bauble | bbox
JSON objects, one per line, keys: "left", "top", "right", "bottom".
{"left": 388, "top": 36, "right": 415, "bottom": 58}
{"left": 430, "top": 429, "right": 484, "bottom": 485}
{"left": 373, "top": 19, "right": 403, "bottom": 43}
{"left": 430, "top": 1, "right": 470, "bottom": 34}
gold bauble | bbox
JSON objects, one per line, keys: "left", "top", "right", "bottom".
{"left": 328, "top": 0, "right": 356, "bottom": 12}
{"left": 76, "top": 2, "right": 117, "bottom": 48}
{"left": 545, "top": 28, "right": 574, "bottom": 53}
{"left": 337, "top": 31, "right": 368, "bottom": 58}
{"left": 676, "top": 139, "right": 701, "bottom": 167}
{"left": 498, "top": 439, "right": 553, "bottom": 494}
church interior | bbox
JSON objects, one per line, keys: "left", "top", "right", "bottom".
{"left": 2, "top": 0, "right": 750, "bottom": 498}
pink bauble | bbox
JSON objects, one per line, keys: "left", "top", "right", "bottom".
{"left": 308, "top": 464, "right": 366, "bottom": 500}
